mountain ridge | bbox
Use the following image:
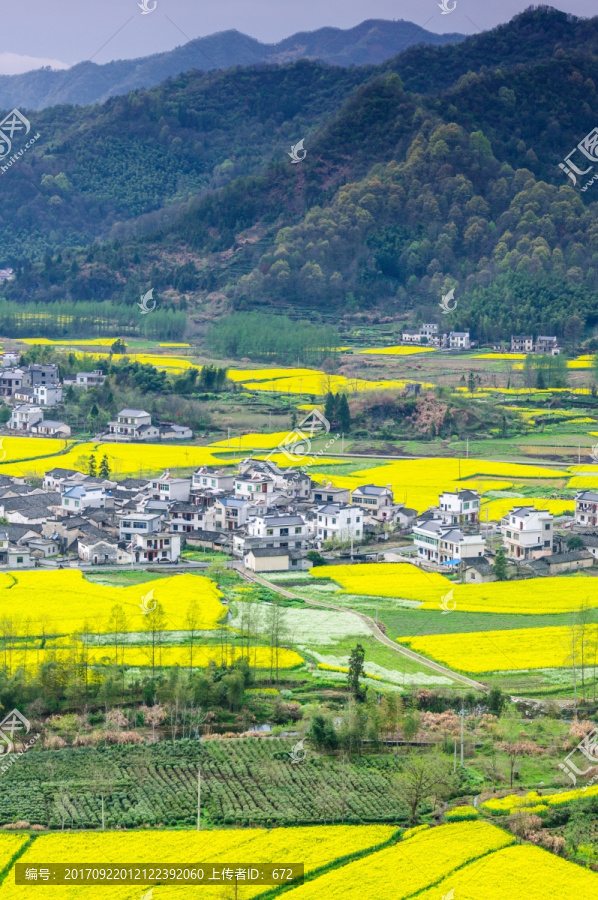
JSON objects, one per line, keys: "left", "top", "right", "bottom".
{"left": 0, "top": 19, "right": 463, "bottom": 111}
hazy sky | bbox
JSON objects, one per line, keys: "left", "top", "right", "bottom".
{"left": 0, "top": 0, "right": 595, "bottom": 74}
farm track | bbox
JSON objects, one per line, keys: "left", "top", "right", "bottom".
{"left": 234, "top": 564, "right": 487, "bottom": 692}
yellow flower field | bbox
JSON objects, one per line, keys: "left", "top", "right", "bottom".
{"left": 399, "top": 624, "right": 598, "bottom": 673}
{"left": 311, "top": 457, "right": 563, "bottom": 513}
{"left": 210, "top": 431, "right": 292, "bottom": 449}
{"left": 416, "top": 843, "right": 598, "bottom": 900}
{"left": 358, "top": 346, "right": 437, "bottom": 355}
{"left": 281, "top": 822, "right": 514, "bottom": 900}
{"left": 1, "top": 825, "right": 395, "bottom": 900}
{"left": 238, "top": 373, "right": 425, "bottom": 395}
{"left": 472, "top": 353, "right": 526, "bottom": 360}
{"left": 0, "top": 440, "right": 231, "bottom": 479}
{"left": 0, "top": 436, "right": 70, "bottom": 462}
{"left": 22, "top": 643, "right": 303, "bottom": 671}
{"left": 0, "top": 571, "right": 224, "bottom": 637}
{"left": 482, "top": 785, "right": 598, "bottom": 815}
{"left": 480, "top": 498, "right": 574, "bottom": 521}
{"left": 0, "top": 834, "right": 29, "bottom": 869}
{"left": 314, "top": 562, "right": 598, "bottom": 614}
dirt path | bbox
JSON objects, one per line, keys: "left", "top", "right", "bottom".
{"left": 234, "top": 564, "right": 487, "bottom": 692}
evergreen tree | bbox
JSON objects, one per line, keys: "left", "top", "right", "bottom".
{"left": 338, "top": 394, "right": 351, "bottom": 433}
{"left": 493, "top": 547, "right": 508, "bottom": 581}
{"left": 324, "top": 392, "right": 335, "bottom": 425}
{"left": 88, "top": 454, "right": 97, "bottom": 477}
{"left": 99, "top": 454, "right": 111, "bottom": 479}
{"left": 467, "top": 371, "right": 476, "bottom": 394}
{"left": 348, "top": 644, "right": 366, "bottom": 701}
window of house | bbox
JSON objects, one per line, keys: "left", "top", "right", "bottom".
{"left": 295, "top": 527, "right": 301, "bottom": 533}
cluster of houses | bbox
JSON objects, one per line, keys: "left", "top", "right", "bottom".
{"left": 0, "top": 353, "right": 192, "bottom": 441}
{"left": 0, "top": 459, "right": 421, "bottom": 571}
{"left": 401, "top": 324, "right": 472, "bottom": 350}
{"left": 399, "top": 325, "right": 562, "bottom": 356}
{"left": 410, "top": 487, "right": 598, "bottom": 582}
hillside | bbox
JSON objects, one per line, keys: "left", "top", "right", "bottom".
{"left": 0, "top": 19, "right": 463, "bottom": 111}
{"left": 3, "top": 6, "right": 598, "bottom": 342}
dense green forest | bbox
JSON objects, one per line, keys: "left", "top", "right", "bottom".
{"left": 2, "top": 7, "right": 598, "bottom": 341}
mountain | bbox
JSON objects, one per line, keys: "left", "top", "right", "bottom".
{"left": 3, "top": 7, "right": 598, "bottom": 344}
{"left": 0, "top": 20, "right": 463, "bottom": 111}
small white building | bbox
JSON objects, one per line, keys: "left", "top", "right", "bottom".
{"left": 511, "top": 335, "right": 533, "bottom": 353}
{"left": 402, "top": 330, "right": 422, "bottom": 344}
{"left": 413, "top": 517, "right": 485, "bottom": 564}
{"left": 211, "top": 497, "right": 252, "bottom": 531}
{"left": 438, "top": 489, "right": 480, "bottom": 526}
{"left": 8, "top": 405, "right": 43, "bottom": 431}
{"left": 33, "top": 384, "right": 63, "bottom": 406}
{"left": 76, "top": 370, "right": 106, "bottom": 389}
{"left": 316, "top": 503, "right": 362, "bottom": 542}
{"left": 192, "top": 467, "right": 236, "bottom": 493}
{"left": 31, "top": 420, "right": 71, "bottom": 437}
{"left": 247, "top": 514, "right": 309, "bottom": 545}
{"left": 61, "top": 484, "right": 110, "bottom": 514}
{"left": 130, "top": 531, "right": 180, "bottom": 563}
{"left": 243, "top": 548, "right": 312, "bottom": 573}
{"left": 1, "top": 352, "right": 20, "bottom": 368}
{"left": 234, "top": 472, "right": 276, "bottom": 501}
{"left": 107, "top": 409, "right": 159, "bottom": 441}
{"left": 169, "top": 503, "right": 208, "bottom": 534}
{"left": 448, "top": 332, "right": 471, "bottom": 350}
{"left": 151, "top": 472, "right": 191, "bottom": 503}
{"left": 118, "top": 512, "right": 163, "bottom": 541}
{"left": 352, "top": 484, "right": 394, "bottom": 520}
{"left": 575, "top": 491, "right": 598, "bottom": 528}
{"left": 500, "top": 506, "right": 553, "bottom": 560}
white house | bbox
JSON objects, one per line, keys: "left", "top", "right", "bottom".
{"left": 1, "top": 352, "right": 19, "bottom": 368}
{"left": 8, "top": 405, "right": 43, "bottom": 431}
{"left": 247, "top": 514, "right": 309, "bottom": 545}
{"left": 211, "top": 497, "right": 252, "bottom": 531}
{"left": 76, "top": 370, "right": 106, "bottom": 389}
{"left": 118, "top": 512, "right": 163, "bottom": 541}
{"left": 151, "top": 472, "right": 191, "bottom": 503}
{"left": 61, "top": 484, "right": 110, "bottom": 514}
{"left": 311, "top": 484, "right": 352, "bottom": 505}
{"left": 192, "top": 467, "right": 236, "bottom": 493}
{"left": 511, "top": 335, "right": 533, "bottom": 353}
{"left": 535, "top": 336, "right": 559, "bottom": 355}
{"left": 31, "top": 420, "right": 71, "bottom": 437}
{"left": 352, "top": 484, "right": 394, "bottom": 520}
{"left": 169, "top": 503, "right": 208, "bottom": 534}
{"left": 158, "top": 422, "right": 193, "bottom": 440}
{"left": 413, "top": 517, "right": 485, "bottom": 564}
{"left": 243, "top": 547, "right": 312, "bottom": 573}
{"left": 402, "top": 330, "right": 422, "bottom": 344}
{"left": 34, "top": 384, "right": 63, "bottom": 406}
{"left": 575, "top": 491, "right": 598, "bottom": 528}
{"left": 448, "top": 332, "right": 471, "bottom": 350}
{"left": 500, "top": 506, "right": 553, "bottom": 560}
{"left": 316, "top": 503, "right": 362, "bottom": 542}
{"left": 438, "top": 489, "right": 480, "bottom": 526}
{"left": 43, "top": 469, "right": 88, "bottom": 492}
{"left": 130, "top": 531, "right": 180, "bottom": 563}
{"left": 234, "top": 472, "right": 276, "bottom": 501}
{"left": 107, "top": 409, "right": 159, "bottom": 441}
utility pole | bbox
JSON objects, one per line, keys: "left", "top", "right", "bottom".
{"left": 460, "top": 708, "right": 465, "bottom": 766}
{"left": 197, "top": 767, "right": 201, "bottom": 830}
{"left": 341, "top": 433, "right": 344, "bottom": 453}
{"left": 454, "top": 738, "right": 457, "bottom": 772}
{"left": 466, "top": 437, "right": 469, "bottom": 459}
{"left": 227, "top": 427, "right": 230, "bottom": 448}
